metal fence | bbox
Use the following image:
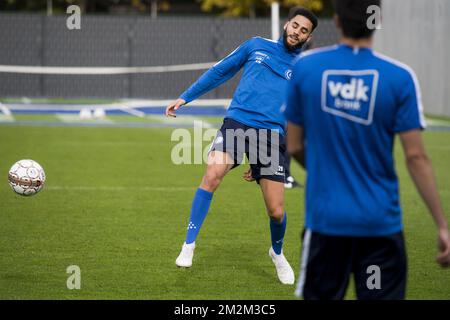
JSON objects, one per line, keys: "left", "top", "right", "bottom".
{"left": 0, "top": 13, "right": 338, "bottom": 99}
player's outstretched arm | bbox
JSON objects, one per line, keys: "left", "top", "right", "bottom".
{"left": 400, "top": 129, "right": 450, "bottom": 267}
{"left": 173, "top": 39, "right": 252, "bottom": 111}
{"left": 165, "top": 98, "right": 186, "bottom": 118}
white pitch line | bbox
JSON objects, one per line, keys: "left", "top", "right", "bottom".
{"left": 55, "top": 113, "right": 114, "bottom": 124}
{"left": 0, "top": 103, "right": 14, "bottom": 122}
{"left": 0, "top": 114, "right": 14, "bottom": 122}
{"left": 1, "top": 103, "right": 12, "bottom": 116}
{"left": 119, "top": 107, "right": 146, "bottom": 118}
{"left": 147, "top": 115, "right": 214, "bottom": 128}
{"left": 45, "top": 186, "right": 196, "bottom": 191}
{"left": 426, "top": 119, "right": 450, "bottom": 127}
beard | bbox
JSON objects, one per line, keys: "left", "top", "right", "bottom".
{"left": 283, "top": 29, "right": 307, "bottom": 51}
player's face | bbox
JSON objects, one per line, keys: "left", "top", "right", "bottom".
{"left": 283, "top": 15, "right": 313, "bottom": 51}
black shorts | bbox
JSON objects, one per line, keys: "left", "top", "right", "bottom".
{"left": 209, "top": 118, "right": 286, "bottom": 183}
{"left": 296, "top": 229, "right": 407, "bottom": 300}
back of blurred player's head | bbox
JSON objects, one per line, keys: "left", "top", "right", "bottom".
{"left": 333, "top": 0, "right": 381, "bottom": 39}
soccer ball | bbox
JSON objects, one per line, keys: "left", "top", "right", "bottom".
{"left": 8, "top": 159, "right": 46, "bottom": 196}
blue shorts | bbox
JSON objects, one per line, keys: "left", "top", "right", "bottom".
{"left": 210, "top": 118, "right": 286, "bottom": 183}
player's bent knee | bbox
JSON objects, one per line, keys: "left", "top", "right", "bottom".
{"left": 200, "top": 172, "right": 223, "bottom": 192}
{"left": 268, "top": 207, "right": 284, "bottom": 222}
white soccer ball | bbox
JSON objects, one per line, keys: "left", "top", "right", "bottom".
{"left": 8, "top": 159, "right": 46, "bottom": 196}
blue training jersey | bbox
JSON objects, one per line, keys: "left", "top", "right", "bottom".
{"left": 285, "top": 44, "right": 426, "bottom": 237}
{"left": 180, "top": 37, "right": 301, "bottom": 134}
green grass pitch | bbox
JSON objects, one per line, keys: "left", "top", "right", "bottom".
{"left": 0, "top": 120, "right": 449, "bottom": 299}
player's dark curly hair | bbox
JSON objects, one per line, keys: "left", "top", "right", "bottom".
{"left": 287, "top": 6, "right": 319, "bottom": 32}
{"left": 333, "top": 0, "right": 381, "bottom": 39}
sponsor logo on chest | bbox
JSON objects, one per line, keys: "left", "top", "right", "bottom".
{"left": 253, "top": 51, "right": 292, "bottom": 81}
{"left": 321, "top": 69, "right": 379, "bottom": 125}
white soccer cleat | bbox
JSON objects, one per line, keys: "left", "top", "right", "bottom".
{"left": 284, "top": 176, "right": 301, "bottom": 189}
{"left": 269, "top": 247, "right": 295, "bottom": 285}
{"left": 175, "top": 242, "right": 196, "bottom": 268}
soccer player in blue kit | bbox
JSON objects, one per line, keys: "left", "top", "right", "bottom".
{"left": 285, "top": 0, "right": 450, "bottom": 299}
{"left": 165, "top": 7, "right": 318, "bottom": 284}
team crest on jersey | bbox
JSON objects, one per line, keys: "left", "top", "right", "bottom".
{"left": 285, "top": 69, "right": 292, "bottom": 80}
{"left": 321, "top": 70, "right": 379, "bottom": 125}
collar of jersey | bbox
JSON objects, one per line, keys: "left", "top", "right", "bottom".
{"left": 338, "top": 43, "right": 373, "bottom": 54}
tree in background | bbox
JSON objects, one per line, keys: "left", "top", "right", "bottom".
{"left": 199, "top": 0, "right": 325, "bottom": 18}
{"left": 282, "top": 0, "right": 323, "bottom": 12}
{"left": 0, "top": 0, "right": 171, "bottom": 14}
{"left": 0, "top": 0, "right": 331, "bottom": 17}
{"left": 0, "top": 0, "right": 85, "bottom": 13}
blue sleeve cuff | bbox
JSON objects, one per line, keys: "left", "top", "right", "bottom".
{"left": 394, "top": 124, "right": 425, "bottom": 133}
{"left": 179, "top": 92, "right": 192, "bottom": 104}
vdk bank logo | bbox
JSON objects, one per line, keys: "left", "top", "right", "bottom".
{"left": 321, "top": 70, "right": 379, "bottom": 125}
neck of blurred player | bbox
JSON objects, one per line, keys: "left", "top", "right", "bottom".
{"left": 340, "top": 36, "right": 373, "bottom": 49}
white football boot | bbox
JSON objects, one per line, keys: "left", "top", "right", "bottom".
{"left": 284, "top": 176, "right": 301, "bottom": 189}
{"left": 175, "top": 242, "right": 196, "bottom": 268}
{"left": 269, "top": 247, "right": 295, "bottom": 285}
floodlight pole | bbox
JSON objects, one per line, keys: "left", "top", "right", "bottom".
{"left": 47, "top": 0, "right": 53, "bottom": 16}
{"left": 151, "top": 0, "right": 158, "bottom": 19}
{"left": 271, "top": 2, "right": 280, "bottom": 40}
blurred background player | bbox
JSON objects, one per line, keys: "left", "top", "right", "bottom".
{"left": 285, "top": 0, "right": 450, "bottom": 299}
{"left": 166, "top": 7, "right": 318, "bottom": 284}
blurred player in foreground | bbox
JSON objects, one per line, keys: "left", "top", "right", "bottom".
{"left": 285, "top": 0, "right": 450, "bottom": 299}
{"left": 166, "top": 7, "right": 318, "bottom": 284}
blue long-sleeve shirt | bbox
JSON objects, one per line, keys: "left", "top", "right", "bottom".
{"left": 180, "top": 37, "right": 301, "bottom": 134}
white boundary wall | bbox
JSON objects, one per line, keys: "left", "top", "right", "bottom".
{"left": 374, "top": 0, "right": 450, "bottom": 117}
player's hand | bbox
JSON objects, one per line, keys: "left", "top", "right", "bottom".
{"left": 165, "top": 98, "right": 186, "bottom": 118}
{"left": 243, "top": 168, "right": 255, "bottom": 182}
{"left": 436, "top": 228, "right": 450, "bottom": 267}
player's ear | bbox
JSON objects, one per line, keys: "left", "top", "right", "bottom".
{"left": 283, "top": 21, "right": 288, "bottom": 31}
